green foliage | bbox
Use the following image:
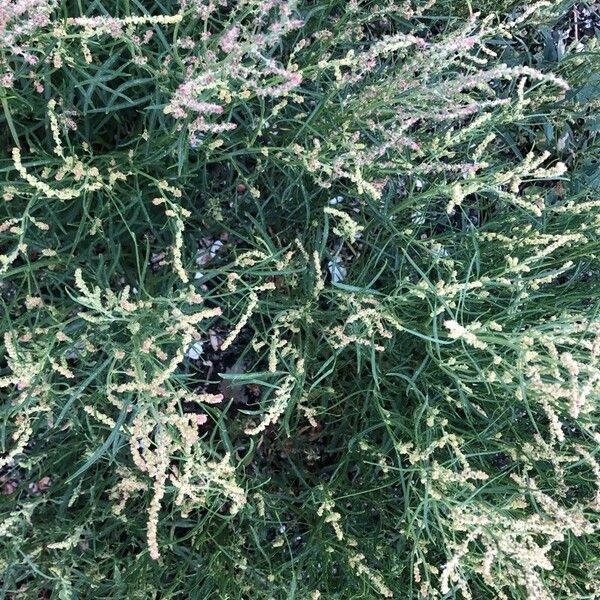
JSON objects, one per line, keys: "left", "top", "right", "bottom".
{"left": 1, "top": 1, "right": 599, "bottom": 598}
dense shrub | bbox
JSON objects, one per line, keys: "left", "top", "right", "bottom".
{"left": 1, "top": 1, "right": 599, "bottom": 598}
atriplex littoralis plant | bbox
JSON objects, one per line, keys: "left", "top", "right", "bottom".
{"left": 1, "top": 0, "right": 599, "bottom": 598}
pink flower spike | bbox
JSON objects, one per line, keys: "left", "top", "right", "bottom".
{"left": 194, "top": 413, "right": 208, "bottom": 425}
